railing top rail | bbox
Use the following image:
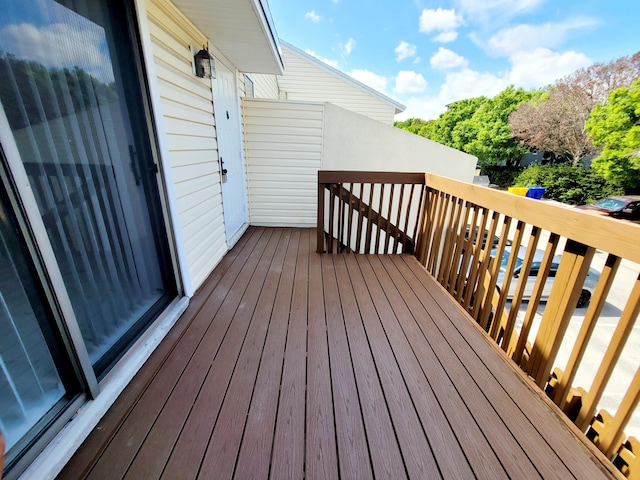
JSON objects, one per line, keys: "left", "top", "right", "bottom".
{"left": 319, "top": 170, "right": 426, "bottom": 185}
{"left": 425, "top": 173, "right": 640, "bottom": 265}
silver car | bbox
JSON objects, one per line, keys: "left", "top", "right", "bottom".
{"left": 494, "top": 247, "right": 599, "bottom": 308}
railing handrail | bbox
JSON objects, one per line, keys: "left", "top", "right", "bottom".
{"left": 425, "top": 173, "right": 640, "bottom": 265}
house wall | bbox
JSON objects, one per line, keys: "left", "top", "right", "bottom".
{"left": 243, "top": 98, "right": 324, "bottom": 226}
{"left": 146, "top": 0, "right": 227, "bottom": 291}
{"left": 249, "top": 73, "right": 280, "bottom": 99}
{"left": 322, "top": 103, "right": 477, "bottom": 181}
{"left": 242, "top": 99, "right": 477, "bottom": 228}
{"left": 278, "top": 46, "right": 397, "bottom": 125}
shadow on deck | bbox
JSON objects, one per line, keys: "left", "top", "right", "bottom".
{"left": 58, "top": 227, "right": 617, "bottom": 479}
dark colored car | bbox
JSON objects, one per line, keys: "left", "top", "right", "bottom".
{"left": 576, "top": 196, "right": 640, "bottom": 220}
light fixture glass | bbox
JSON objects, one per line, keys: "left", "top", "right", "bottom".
{"left": 194, "top": 47, "right": 215, "bottom": 79}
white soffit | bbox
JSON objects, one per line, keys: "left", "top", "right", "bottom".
{"left": 171, "top": 0, "right": 284, "bottom": 75}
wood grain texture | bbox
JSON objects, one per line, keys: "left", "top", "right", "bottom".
{"left": 59, "top": 228, "right": 618, "bottom": 480}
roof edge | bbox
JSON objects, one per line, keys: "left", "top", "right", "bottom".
{"left": 280, "top": 40, "right": 405, "bottom": 114}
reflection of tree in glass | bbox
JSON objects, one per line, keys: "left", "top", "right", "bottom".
{"left": 0, "top": 51, "right": 118, "bottom": 130}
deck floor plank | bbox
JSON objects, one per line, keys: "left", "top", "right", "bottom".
{"left": 156, "top": 228, "right": 281, "bottom": 480}
{"left": 197, "top": 229, "right": 291, "bottom": 479}
{"left": 304, "top": 236, "right": 339, "bottom": 480}
{"left": 234, "top": 228, "right": 300, "bottom": 479}
{"left": 268, "top": 229, "right": 310, "bottom": 479}
{"left": 58, "top": 227, "right": 616, "bottom": 480}
{"left": 398, "top": 254, "right": 615, "bottom": 480}
{"left": 333, "top": 255, "right": 407, "bottom": 479}
{"left": 353, "top": 254, "right": 474, "bottom": 479}
{"left": 321, "top": 254, "right": 374, "bottom": 478}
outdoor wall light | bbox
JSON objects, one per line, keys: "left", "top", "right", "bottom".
{"left": 194, "top": 46, "right": 215, "bottom": 79}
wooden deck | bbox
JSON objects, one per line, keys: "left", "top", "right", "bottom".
{"left": 58, "top": 227, "right": 618, "bottom": 479}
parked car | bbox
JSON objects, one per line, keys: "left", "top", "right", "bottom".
{"left": 576, "top": 196, "right": 640, "bottom": 221}
{"left": 464, "top": 225, "right": 512, "bottom": 248}
{"left": 493, "top": 247, "right": 599, "bottom": 308}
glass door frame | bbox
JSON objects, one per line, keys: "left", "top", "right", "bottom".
{"left": 0, "top": 0, "right": 185, "bottom": 475}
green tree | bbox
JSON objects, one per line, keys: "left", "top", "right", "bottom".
{"left": 462, "top": 86, "right": 538, "bottom": 166}
{"left": 514, "top": 164, "right": 623, "bottom": 204}
{"left": 394, "top": 118, "right": 432, "bottom": 134}
{"left": 586, "top": 79, "right": 640, "bottom": 192}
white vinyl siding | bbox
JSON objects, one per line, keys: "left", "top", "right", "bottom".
{"left": 147, "top": 0, "right": 227, "bottom": 290}
{"left": 243, "top": 99, "right": 323, "bottom": 226}
{"left": 250, "top": 73, "right": 280, "bottom": 99}
{"left": 278, "top": 47, "right": 396, "bottom": 125}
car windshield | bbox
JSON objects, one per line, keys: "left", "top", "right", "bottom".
{"left": 593, "top": 198, "right": 626, "bottom": 210}
{"left": 497, "top": 250, "right": 523, "bottom": 273}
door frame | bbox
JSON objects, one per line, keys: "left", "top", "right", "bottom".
{"left": 212, "top": 58, "right": 250, "bottom": 247}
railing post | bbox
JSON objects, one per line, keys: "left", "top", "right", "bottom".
{"left": 317, "top": 175, "right": 325, "bottom": 253}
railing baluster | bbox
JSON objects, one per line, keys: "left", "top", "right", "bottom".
{"left": 384, "top": 184, "right": 394, "bottom": 253}
{"left": 437, "top": 197, "right": 463, "bottom": 286}
{"left": 375, "top": 184, "right": 385, "bottom": 252}
{"left": 576, "top": 274, "right": 640, "bottom": 431}
{"left": 328, "top": 184, "right": 336, "bottom": 253}
{"left": 347, "top": 183, "right": 355, "bottom": 253}
{"left": 473, "top": 210, "right": 500, "bottom": 325}
{"left": 552, "top": 254, "right": 621, "bottom": 409}
{"left": 485, "top": 215, "right": 512, "bottom": 339}
{"left": 528, "top": 241, "right": 596, "bottom": 387}
{"left": 598, "top": 367, "right": 640, "bottom": 457}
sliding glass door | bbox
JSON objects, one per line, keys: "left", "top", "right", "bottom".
{"left": 0, "top": 0, "right": 177, "bottom": 472}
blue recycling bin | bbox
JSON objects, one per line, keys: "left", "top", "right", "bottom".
{"left": 525, "top": 187, "right": 545, "bottom": 199}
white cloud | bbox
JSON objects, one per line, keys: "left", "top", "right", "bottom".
{"left": 486, "top": 17, "right": 598, "bottom": 57}
{"left": 419, "top": 8, "right": 463, "bottom": 33}
{"left": 455, "top": 0, "right": 545, "bottom": 26}
{"left": 0, "top": 22, "right": 113, "bottom": 83}
{"left": 341, "top": 38, "right": 356, "bottom": 56}
{"left": 396, "top": 68, "right": 508, "bottom": 120}
{"left": 394, "top": 71, "right": 428, "bottom": 94}
{"left": 305, "top": 49, "right": 339, "bottom": 68}
{"left": 348, "top": 69, "right": 389, "bottom": 94}
{"left": 439, "top": 68, "right": 508, "bottom": 103}
{"left": 434, "top": 31, "right": 459, "bottom": 43}
{"left": 508, "top": 48, "right": 591, "bottom": 87}
{"left": 395, "top": 42, "right": 417, "bottom": 62}
{"left": 430, "top": 47, "right": 468, "bottom": 70}
{"left": 305, "top": 10, "right": 321, "bottom": 23}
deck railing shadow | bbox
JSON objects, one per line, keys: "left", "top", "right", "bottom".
{"left": 318, "top": 170, "right": 640, "bottom": 478}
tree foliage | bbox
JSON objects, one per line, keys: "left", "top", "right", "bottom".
{"left": 586, "top": 79, "right": 640, "bottom": 192}
{"left": 398, "top": 86, "right": 536, "bottom": 166}
{"left": 394, "top": 117, "right": 432, "bottom": 135}
{"left": 513, "top": 164, "right": 623, "bottom": 205}
{"left": 509, "top": 51, "right": 640, "bottom": 165}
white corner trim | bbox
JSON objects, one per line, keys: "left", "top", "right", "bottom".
{"left": 18, "top": 297, "right": 189, "bottom": 480}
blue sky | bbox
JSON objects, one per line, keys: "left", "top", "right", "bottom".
{"left": 267, "top": 0, "right": 640, "bottom": 120}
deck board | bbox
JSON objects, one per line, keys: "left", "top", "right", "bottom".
{"left": 58, "top": 227, "right": 617, "bottom": 480}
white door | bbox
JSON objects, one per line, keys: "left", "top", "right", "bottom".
{"left": 212, "top": 61, "right": 247, "bottom": 244}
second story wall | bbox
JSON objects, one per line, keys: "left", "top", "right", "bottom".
{"left": 146, "top": 0, "right": 227, "bottom": 291}
{"left": 277, "top": 44, "right": 400, "bottom": 125}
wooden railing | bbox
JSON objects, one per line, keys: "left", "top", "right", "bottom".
{"left": 318, "top": 170, "right": 640, "bottom": 476}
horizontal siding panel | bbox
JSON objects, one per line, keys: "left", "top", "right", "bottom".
{"left": 171, "top": 162, "right": 218, "bottom": 184}
{"left": 243, "top": 99, "right": 322, "bottom": 227}
{"left": 149, "top": 0, "right": 227, "bottom": 291}
{"left": 169, "top": 150, "right": 218, "bottom": 168}
{"left": 278, "top": 49, "right": 396, "bottom": 124}
{"left": 154, "top": 62, "right": 212, "bottom": 101}
{"left": 157, "top": 81, "right": 213, "bottom": 113}
{"left": 177, "top": 185, "right": 221, "bottom": 214}
{"left": 164, "top": 116, "right": 216, "bottom": 137}
{"left": 166, "top": 134, "right": 217, "bottom": 152}
{"left": 243, "top": 116, "right": 322, "bottom": 129}
{"left": 173, "top": 173, "right": 218, "bottom": 199}
{"left": 160, "top": 101, "right": 214, "bottom": 127}
{"left": 244, "top": 133, "right": 322, "bottom": 146}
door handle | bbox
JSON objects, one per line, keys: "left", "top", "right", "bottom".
{"left": 220, "top": 158, "right": 228, "bottom": 176}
